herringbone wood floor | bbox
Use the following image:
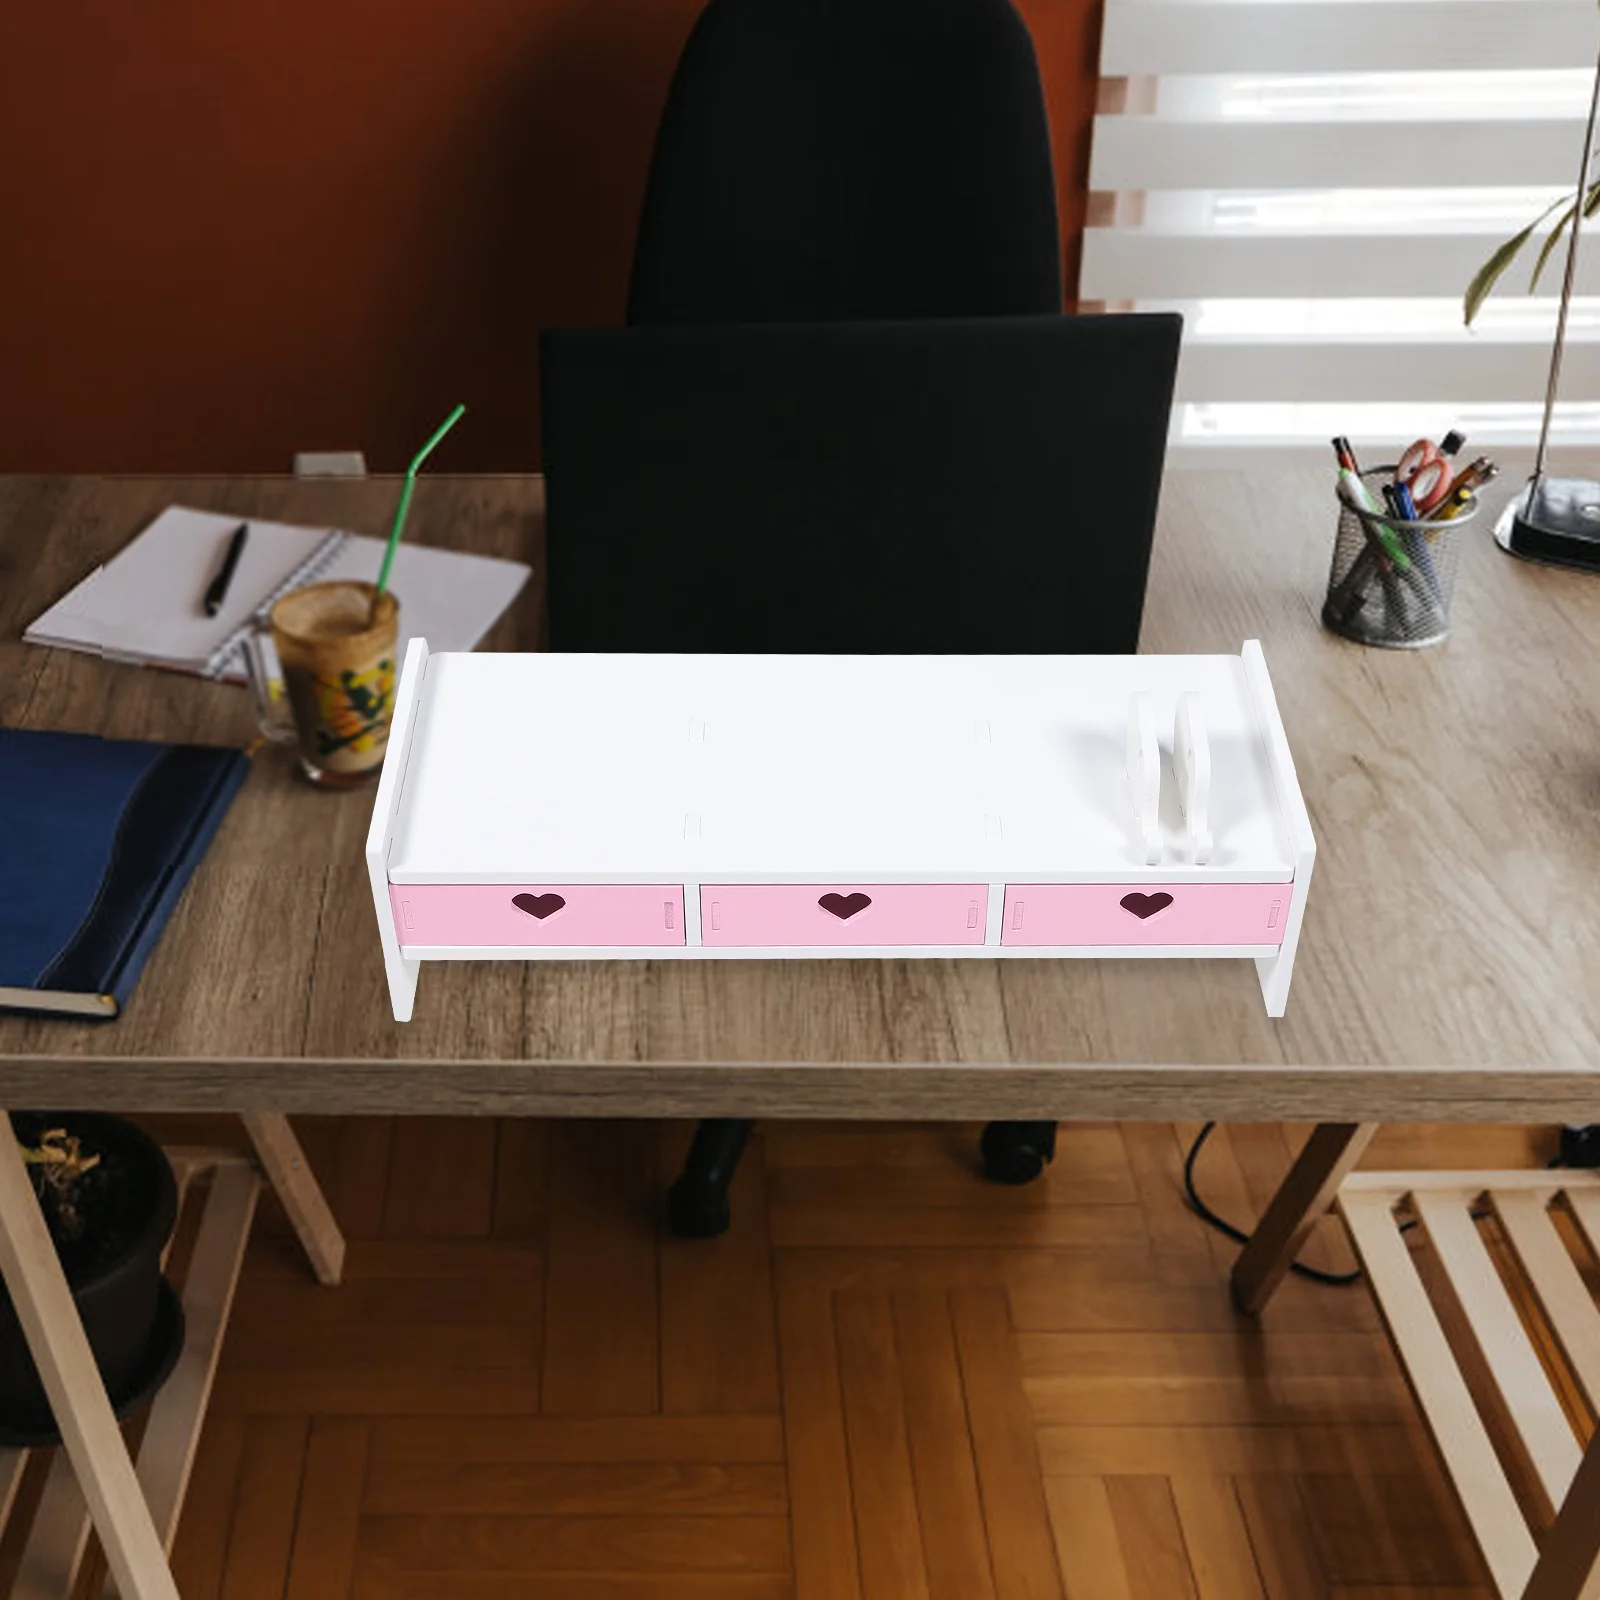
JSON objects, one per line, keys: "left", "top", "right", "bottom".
{"left": 75, "top": 1119, "right": 1583, "bottom": 1597}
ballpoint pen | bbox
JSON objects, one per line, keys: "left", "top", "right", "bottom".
{"left": 202, "top": 522, "right": 249, "bottom": 617}
{"left": 1347, "top": 484, "right": 1410, "bottom": 628}
{"left": 1389, "top": 480, "right": 1445, "bottom": 604}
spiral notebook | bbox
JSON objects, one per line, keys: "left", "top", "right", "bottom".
{"left": 24, "top": 506, "right": 532, "bottom": 679}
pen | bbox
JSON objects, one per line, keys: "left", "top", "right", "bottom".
{"left": 202, "top": 522, "right": 250, "bottom": 617}
{"left": 1324, "top": 542, "right": 1381, "bottom": 625}
{"left": 1427, "top": 486, "right": 1473, "bottom": 524}
{"left": 1326, "top": 460, "right": 1401, "bottom": 623}
{"left": 1443, "top": 456, "right": 1495, "bottom": 501}
{"left": 1342, "top": 483, "right": 1410, "bottom": 627}
{"left": 1424, "top": 483, "right": 1480, "bottom": 540}
{"left": 1389, "top": 480, "right": 1444, "bottom": 604}
{"left": 1332, "top": 438, "right": 1410, "bottom": 571}
{"left": 1377, "top": 485, "right": 1429, "bottom": 623}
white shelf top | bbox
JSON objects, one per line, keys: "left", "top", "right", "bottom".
{"left": 386, "top": 652, "right": 1299, "bottom": 883}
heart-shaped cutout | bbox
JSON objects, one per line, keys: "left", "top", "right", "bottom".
{"left": 512, "top": 892, "right": 566, "bottom": 920}
{"left": 1119, "top": 891, "right": 1173, "bottom": 920}
{"left": 819, "top": 892, "right": 872, "bottom": 920}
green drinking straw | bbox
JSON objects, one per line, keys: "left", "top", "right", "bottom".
{"left": 372, "top": 403, "right": 467, "bottom": 611}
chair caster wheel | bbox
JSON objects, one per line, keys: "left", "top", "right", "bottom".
{"left": 980, "top": 1120, "right": 1057, "bottom": 1186}
{"left": 667, "top": 1175, "right": 732, "bottom": 1238}
{"left": 1559, "top": 1125, "right": 1600, "bottom": 1168}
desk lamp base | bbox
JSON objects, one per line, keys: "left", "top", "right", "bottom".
{"left": 1495, "top": 477, "right": 1600, "bottom": 574}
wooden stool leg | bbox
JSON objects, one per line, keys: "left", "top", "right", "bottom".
{"left": 0, "top": 1117, "right": 178, "bottom": 1600}
{"left": 239, "top": 1112, "right": 345, "bottom": 1286}
{"left": 1230, "top": 1122, "right": 1378, "bottom": 1314}
{"left": 1523, "top": 1434, "right": 1600, "bottom": 1600}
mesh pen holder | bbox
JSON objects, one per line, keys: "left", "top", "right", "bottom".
{"left": 1321, "top": 467, "right": 1479, "bottom": 649}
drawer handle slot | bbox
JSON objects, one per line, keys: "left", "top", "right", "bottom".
{"left": 1119, "top": 891, "right": 1174, "bottom": 920}
{"left": 512, "top": 892, "right": 566, "bottom": 920}
{"left": 819, "top": 892, "right": 872, "bottom": 920}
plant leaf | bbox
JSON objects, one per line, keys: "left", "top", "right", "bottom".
{"left": 1527, "top": 198, "right": 1582, "bottom": 295}
{"left": 1528, "top": 177, "right": 1600, "bottom": 293}
{"left": 1463, "top": 192, "right": 1578, "bottom": 325}
{"left": 1464, "top": 223, "right": 1545, "bottom": 325}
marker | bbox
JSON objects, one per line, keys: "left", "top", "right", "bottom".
{"left": 1427, "top": 486, "right": 1473, "bottom": 523}
{"left": 202, "top": 522, "right": 249, "bottom": 617}
{"left": 1332, "top": 438, "right": 1410, "bottom": 571}
{"left": 1444, "top": 456, "right": 1496, "bottom": 501}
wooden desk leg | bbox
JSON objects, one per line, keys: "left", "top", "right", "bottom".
{"left": 1230, "top": 1122, "right": 1378, "bottom": 1315}
{"left": 239, "top": 1113, "right": 345, "bottom": 1286}
{"left": 0, "top": 1116, "right": 179, "bottom": 1600}
{"left": 1523, "top": 1432, "right": 1600, "bottom": 1600}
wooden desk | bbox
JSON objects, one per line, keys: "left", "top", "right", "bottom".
{"left": 1, "top": 470, "right": 1598, "bottom": 1598}
{"left": 2, "top": 471, "right": 1596, "bottom": 1119}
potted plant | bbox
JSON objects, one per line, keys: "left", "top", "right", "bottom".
{"left": 0, "top": 1113, "right": 183, "bottom": 1444}
{"left": 1464, "top": 29, "right": 1600, "bottom": 572}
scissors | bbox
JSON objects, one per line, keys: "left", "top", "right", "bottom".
{"left": 1396, "top": 429, "right": 1468, "bottom": 513}
{"left": 1395, "top": 437, "right": 1456, "bottom": 514}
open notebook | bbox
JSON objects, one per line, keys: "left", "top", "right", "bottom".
{"left": 24, "top": 506, "right": 532, "bottom": 678}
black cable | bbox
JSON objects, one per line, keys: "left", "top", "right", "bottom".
{"left": 1183, "top": 1122, "right": 1512, "bottom": 1290}
{"left": 1182, "top": 1120, "right": 1365, "bottom": 1286}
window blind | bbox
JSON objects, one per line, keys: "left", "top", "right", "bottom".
{"left": 1086, "top": 0, "right": 1600, "bottom": 453}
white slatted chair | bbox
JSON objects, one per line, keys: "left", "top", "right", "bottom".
{"left": 1335, "top": 1170, "right": 1600, "bottom": 1600}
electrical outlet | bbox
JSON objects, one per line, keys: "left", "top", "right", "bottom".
{"left": 293, "top": 451, "right": 367, "bottom": 477}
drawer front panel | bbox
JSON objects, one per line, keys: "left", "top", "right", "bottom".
{"left": 393, "top": 884, "right": 685, "bottom": 946}
{"left": 701, "top": 885, "right": 988, "bottom": 947}
{"left": 1001, "top": 883, "right": 1287, "bottom": 947}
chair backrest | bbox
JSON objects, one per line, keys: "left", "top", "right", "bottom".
{"left": 627, "top": 0, "right": 1063, "bottom": 324}
{"left": 541, "top": 314, "right": 1182, "bottom": 657}
{"left": 543, "top": 0, "right": 1173, "bottom": 663}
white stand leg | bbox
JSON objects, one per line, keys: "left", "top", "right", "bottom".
{"left": 1255, "top": 947, "right": 1294, "bottom": 1019}
{"left": 381, "top": 946, "right": 420, "bottom": 1024}
{"left": 0, "top": 1118, "right": 179, "bottom": 1600}
{"left": 1240, "top": 640, "right": 1316, "bottom": 1020}
{"left": 366, "top": 637, "right": 429, "bottom": 1023}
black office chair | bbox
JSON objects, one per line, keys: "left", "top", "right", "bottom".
{"left": 616, "top": 0, "right": 1067, "bottom": 1234}
{"left": 627, "top": 0, "right": 1062, "bottom": 324}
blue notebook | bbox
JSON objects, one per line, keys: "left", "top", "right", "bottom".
{"left": 0, "top": 729, "right": 249, "bottom": 1018}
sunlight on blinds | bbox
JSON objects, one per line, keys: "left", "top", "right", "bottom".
{"left": 1088, "top": 4, "right": 1598, "bottom": 452}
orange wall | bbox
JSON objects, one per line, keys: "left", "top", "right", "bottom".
{"left": 0, "top": 1, "right": 1101, "bottom": 473}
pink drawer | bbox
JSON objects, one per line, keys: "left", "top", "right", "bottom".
{"left": 1002, "top": 883, "right": 1287, "bottom": 947}
{"left": 701, "top": 884, "right": 988, "bottom": 947}
{"left": 391, "top": 884, "right": 685, "bottom": 947}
